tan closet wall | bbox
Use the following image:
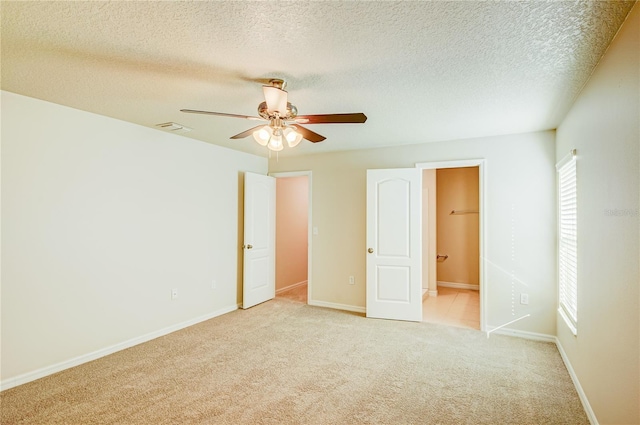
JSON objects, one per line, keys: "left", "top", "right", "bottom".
{"left": 275, "top": 176, "right": 309, "bottom": 290}
{"left": 436, "top": 167, "right": 479, "bottom": 285}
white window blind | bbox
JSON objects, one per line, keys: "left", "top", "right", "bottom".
{"left": 557, "top": 152, "right": 577, "bottom": 334}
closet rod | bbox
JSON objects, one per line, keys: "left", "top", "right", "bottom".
{"left": 450, "top": 209, "right": 479, "bottom": 215}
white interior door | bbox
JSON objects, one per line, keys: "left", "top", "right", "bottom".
{"left": 243, "top": 172, "right": 276, "bottom": 309}
{"left": 366, "top": 168, "right": 422, "bottom": 321}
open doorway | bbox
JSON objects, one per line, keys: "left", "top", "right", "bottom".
{"left": 271, "top": 172, "right": 312, "bottom": 304}
{"left": 417, "top": 160, "right": 485, "bottom": 331}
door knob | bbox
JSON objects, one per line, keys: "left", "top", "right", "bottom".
{"left": 246, "top": 244, "right": 253, "bottom": 250}
{"left": 368, "top": 248, "right": 374, "bottom": 253}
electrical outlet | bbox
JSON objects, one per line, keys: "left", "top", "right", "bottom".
{"left": 171, "top": 288, "right": 178, "bottom": 300}
{"left": 211, "top": 280, "right": 217, "bottom": 290}
{"left": 520, "top": 293, "right": 529, "bottom": 305}
{"left": 349, "top": 276, "right": 355, "bottom": 285}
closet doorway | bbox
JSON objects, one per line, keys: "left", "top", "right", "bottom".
{"left": 417, "top": 160, "right": 484, "bottom": 331}
{"left": 271, "top": 172, "right": 312, "bottom": 304}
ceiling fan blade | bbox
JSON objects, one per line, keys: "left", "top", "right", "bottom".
{"left": 180, "top": 109, "right": 264, "bottom": 121}
{"left": 292, "top": 124, "right": 326, "bottom": 143}
{"left": 294, "top": 113, "right": 367, "bottom": 124}
{"left": 262, "top": 86, "right": 288, "bottom": 114}
{"left": 230, "top": 125, "right": 266, "bottom": 139}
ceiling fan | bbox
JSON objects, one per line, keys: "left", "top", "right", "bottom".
{"left": 181, "top": 79, "right": 367, "bottom": 152}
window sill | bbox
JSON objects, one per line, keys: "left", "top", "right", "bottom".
{"left": 558, "top": 308, "right": 578, "bottom": 336}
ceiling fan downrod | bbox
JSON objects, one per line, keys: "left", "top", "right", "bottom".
{"left": 268, "top": 78, "right": 286, "bottom": 90}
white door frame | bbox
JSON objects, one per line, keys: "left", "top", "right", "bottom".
{"left": 269, "top": 171, "right": 313, "bottom": 304}
{"left": 415, "top": 159, "right": 486, "bottom": 331}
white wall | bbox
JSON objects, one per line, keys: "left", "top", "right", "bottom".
{"left": 555, "top": 4, "right": 639, "bottom": 424}
{"left": 1, "top": 91, "right": 267, "bottom": 386}
{"left": 269, "top": 130, "right": 557, "bottom": 335}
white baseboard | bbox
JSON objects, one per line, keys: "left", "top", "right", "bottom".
{"left": 0, "top": 304, "right": 239, "bottom": 392}
{"left": 308, "top": 299, "right": 366, "bottom": 314}
{"left": 555, "top": 338, "right": 598, "bottom": 425}
{"left": 276, "top": 280, "right": 308, "bottom": 295}
{"left": 486, "top": 326, "right": 556, "bottom": 343}
{"left": 437, "top": 281, "right": 479, "bottom": 291}
{"left": 428, "top": 289, "right": 438, "bottom": 297}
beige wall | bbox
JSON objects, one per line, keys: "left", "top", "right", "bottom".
{"left": 275, "top": 176, "right": 308, "bottom": 290}
{"left": 422, "top": 170, "right": 437, "bottom": 294}
{"left": 269, "top": 130, "right": 557, "bottom": 335}
{"left": 555, "top": 3, "right": 639, "bottom": 424}
{"left": 436, "top": 167, "right": 479, "bottom": 286}
{"left": 1, "top": 91, "right": 267, "bottom": 385}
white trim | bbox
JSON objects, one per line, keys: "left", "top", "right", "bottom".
{"left": 416, "top": 159, "right": 484, "bottom": 170}
{"left": 558, "top": 307, "right": 578, "bottom": 336}
{"left": 556, "top": 148, "right": 578, "bottom": 171}
{"left": 276, "top": 280, "right": 308, "bottom": 294}
{"left": 308, "top": 299, "right": 366, "bottom": 314}
{"left": 486, "top": 327, "right": 556, "bottom": 343}
{"left": 555, "top": 338, "right": 598, "bottom": 425}
{"left": 268, "top": 171, "right": 310, "bottom": 178}
{"left": 0, "top": 304, "right": 239, "bottom": 392}
{"left": 416, "top": 159, "right": 487, "bottom": 332}
{"left": 428, "top": 289, "right": 439, "bottom": 297}
{"left": 269, "top": 171, "right": 313, "bottom": 306}
{"left": 437, "top": 281, "right": 479, "bottom": 291}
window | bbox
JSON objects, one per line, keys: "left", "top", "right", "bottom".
{"left": 557, "top": 150, "right": 577, "bottom": 335}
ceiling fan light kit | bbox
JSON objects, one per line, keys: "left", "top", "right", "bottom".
{"left": 266, "top": 129, "right": 284, "bottom": 152}
{"left": 181, "top": 78, "right": 367, "bottom": 152}
{"left": 252, "top": 125, "right": 272, "bottom": 146}
{"left": 283, "top": 127, "right": 303, "bottom": 148}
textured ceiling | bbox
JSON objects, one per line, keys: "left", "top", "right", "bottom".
{"left": 1, "top": 1, "right": 635, "bottom": 157}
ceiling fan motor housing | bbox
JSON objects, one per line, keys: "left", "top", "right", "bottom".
{"left": 257, "top": 101, "right": 298, "bottom": 120}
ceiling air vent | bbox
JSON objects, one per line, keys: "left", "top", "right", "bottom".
{"left": 156, "top": 122, "right": 192, "bottom": 134}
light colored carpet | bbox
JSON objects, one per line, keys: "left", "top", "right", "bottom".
{"left": 276, "top": 283, "right": 308, "bottom": 304}
{"left": 1, "top": 298, "right": 588, "bottom": 424}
